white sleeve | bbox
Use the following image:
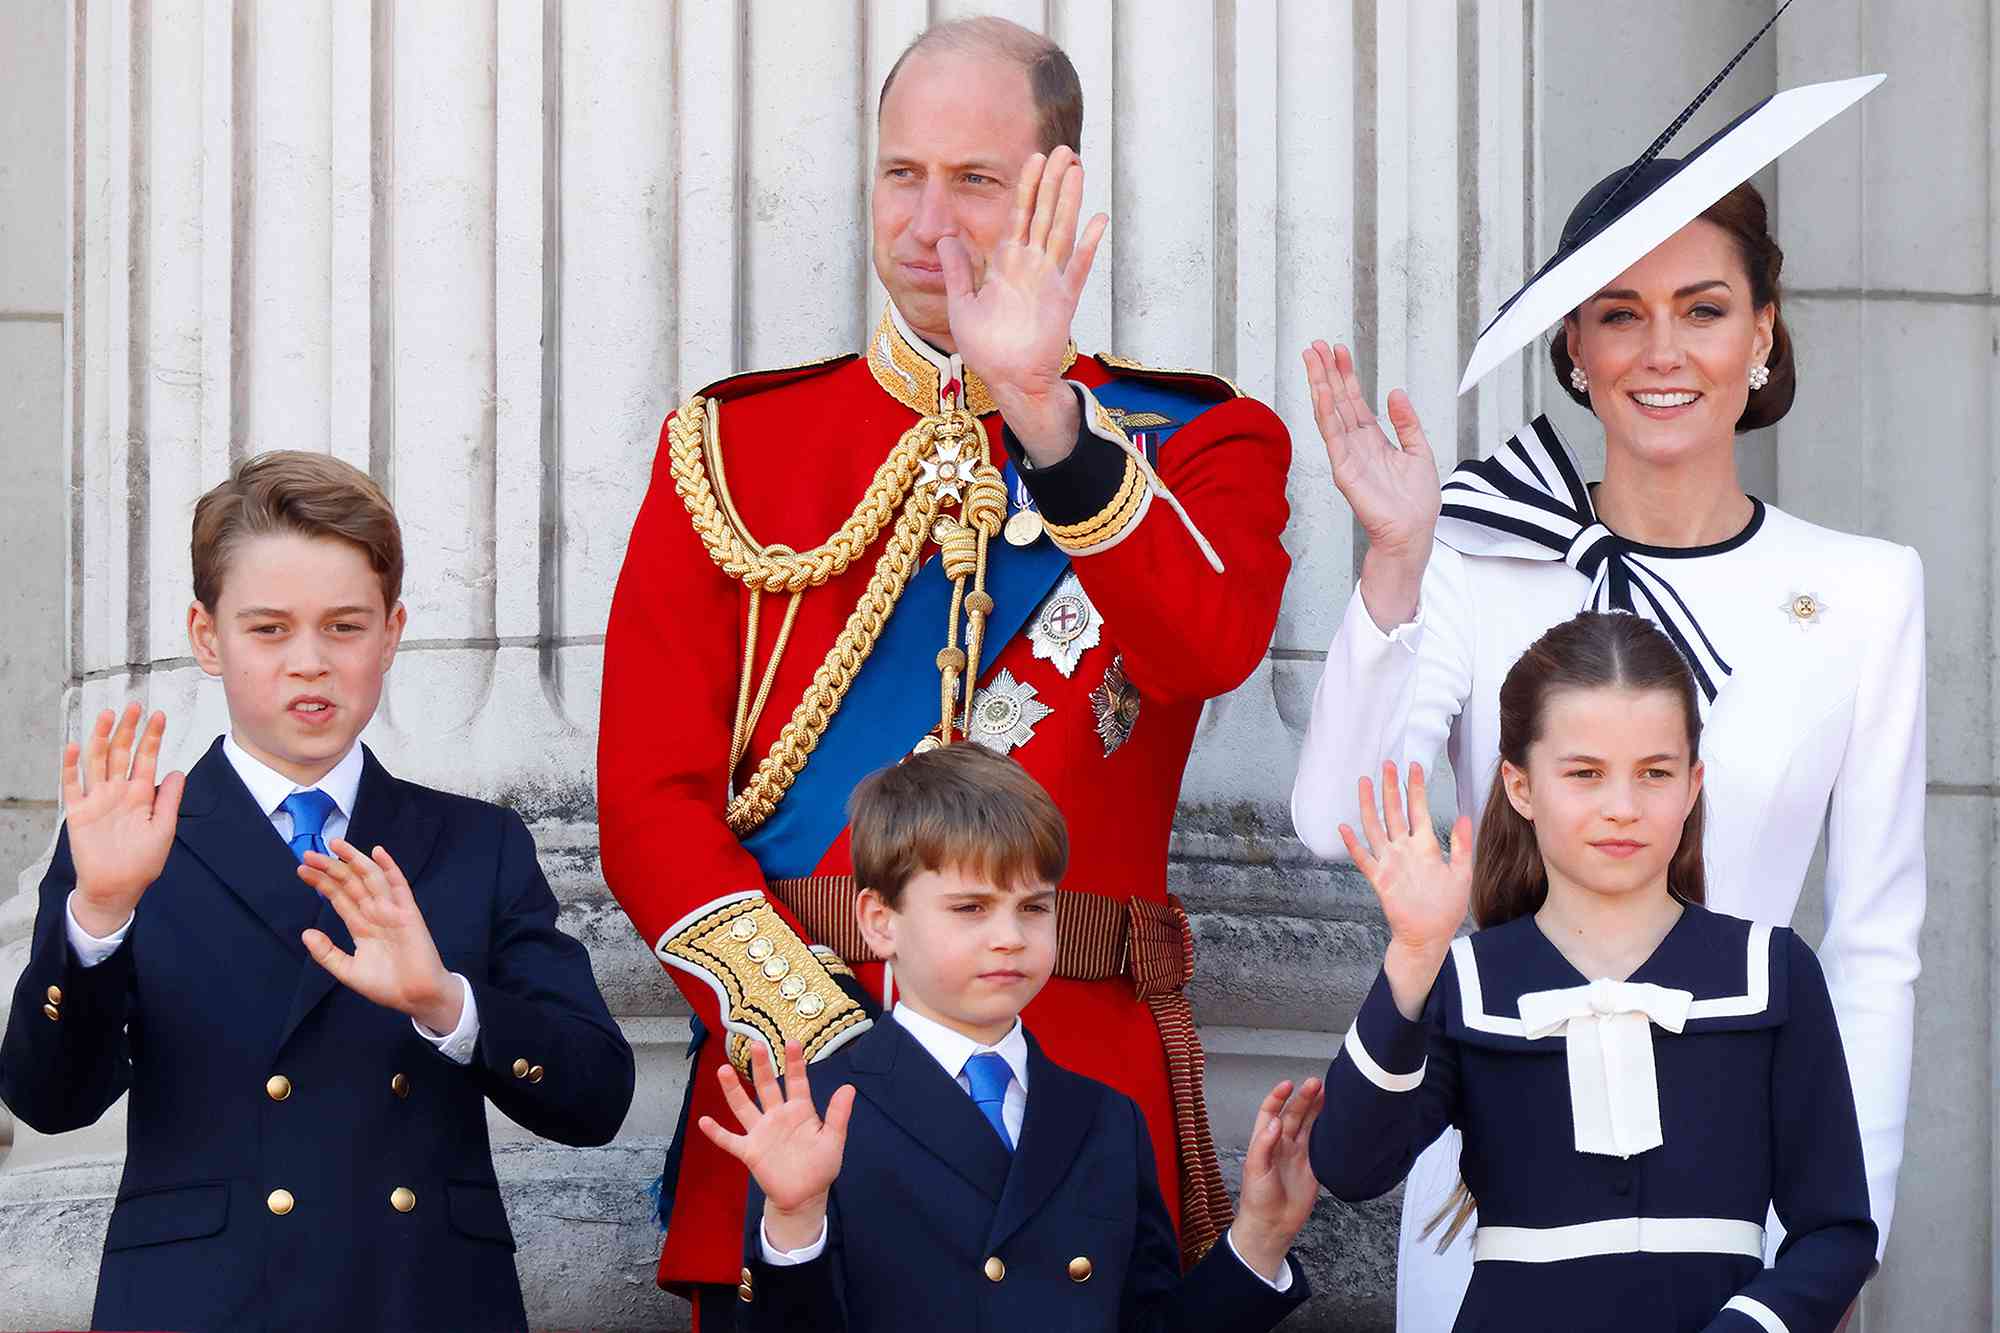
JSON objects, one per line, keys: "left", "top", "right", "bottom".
{"left": 1289, "top": 541, "right": 1477, "bottom": 859}
{"left": 411, "top": 974, "right": 480, "bottom": 1066}
{"left": 760, "top": 1216, "right": 829, "bottom": 1265}
{"left": 1818, "top": 545, "right": 1926, "bottom": 1256}
{"left": 65, "top": 890, "right": 134, "bottom": 968}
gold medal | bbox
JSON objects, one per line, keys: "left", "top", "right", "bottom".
{"left": 1004, "top": 508, "right": 1044, "bottom": 547}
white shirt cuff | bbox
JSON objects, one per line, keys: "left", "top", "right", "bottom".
{"left": 1225, "top": 1227, "right": 1295, "bottom": 1293}
{"left": 65, "top": 890, "right": 134, "bottom": 968}
{"left": 760, "top": 1215, "right": 829, "bottom": 1265}
{"left": 1353, "top": 581, "right": 1426, "bottom": 648}
{"left": 412, "top": 974, "right": 478, "bottom": 1065}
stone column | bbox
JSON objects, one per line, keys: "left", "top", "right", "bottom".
{"left": 0, "top": 3, "right": 1530, "bottom": 1328}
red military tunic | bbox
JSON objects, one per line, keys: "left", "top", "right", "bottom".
{"left": 598, "top": 304, "right": 1291, "bottom": 1295}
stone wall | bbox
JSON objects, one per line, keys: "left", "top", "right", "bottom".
{"left": 2, "top": 3, "right": 1994, "bottom": 1330}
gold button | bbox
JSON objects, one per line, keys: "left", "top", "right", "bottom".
{"left": 390, "top": 1187, "right": 416, "bottom": 1213}
{"left": 41, "top": 1004, "right": 59, "bottom": 1022}
{"left": 391, "top": 1073, "right": 410, "bottom": 1099}
{"left": 46, "top": 985, "right": 62, "bottom": 1005}
{"left": 1068, "top": 1255, "right": 1093, "bottom": 1282}
{"left": 983, "top": 1255, "right": 1005, "bottom": 1282}
{"left": 739, "top": 1267, "right": 753, "bottom": 1286}
{"left": 729, "top": 916, "right": 758, "bottom": 942}
{"left": 796, "top": 992, "right": 825, "bottom": 1019}
{"left": 736, "top": 1283, "right": 754, "bottom": 1303}
{"left": 779, "top": 974, "right": 808, "bottom": 1000}
{"left": 762, "top": 957, "right": 791, "bottom": 982}
{"left": 266, "top": 1075, "right": 292, "bottom": 1102}
{"left": 528, "top": 1065, "right": 546, "bottom": 1084}
{"left": 512, "top": 1058, "right": 530, "bottom": 1079}
{"left": 267, "top": 1188, "right": 295, "bottom": 1216}
{"left": 746, "top": 936, "right": 775, "bottom": 962}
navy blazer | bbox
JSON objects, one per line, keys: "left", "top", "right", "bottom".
{"left": 1311, "top": 904, "right": 1874, "bottom": 1333}
{"left": 740, "top": 1016, "right": 1308, "bottom": 1332}
{"left": 0, "top": 740, "right": 635, "bottom": 1333}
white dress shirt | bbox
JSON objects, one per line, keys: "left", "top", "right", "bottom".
{"left": 1291, "top": 505, "right": 1927, "bottom": 1328}
{"left": 64, "top": 735, "right": 479, "bottom": 1064}
{"left": 761, "top": 1003, "right": 1292, "bottom": 1292}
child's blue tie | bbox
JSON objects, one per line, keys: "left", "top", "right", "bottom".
{"left": 963, "top": 1052, "right": 1015, "bottom": 1152}
{"left": 281, "top": 789, "right": 339, "bottom": 862}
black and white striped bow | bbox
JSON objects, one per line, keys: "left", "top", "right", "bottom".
{"left": 1436, "top": 416, "right": 1732, "bottom": 705}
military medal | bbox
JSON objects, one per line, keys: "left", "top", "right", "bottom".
{"left": 1090, "top": 654, "right": 1142, "bottom": 756}
{"left": 1005, "top": 470, "right": 1044, "bottom": 546}
{"left": 967, "top": 669, "right": 1053, "bottom": 754}
{"left": 1028, "top": 571, "right": 1102, "bottom": 677}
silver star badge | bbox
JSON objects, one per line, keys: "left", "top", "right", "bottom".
{"left": 967, "top": 669, "right": 1053, "bottom": 755}
{"left": 1779, "top": 590, "right": 1828, "bottom": 628}
{"left": 1028, "top": 572, "right": 1102, "bottom": 677}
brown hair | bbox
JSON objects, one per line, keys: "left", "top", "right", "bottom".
{"left": 1551, "top": 180, "right": 1796, "bottom": 432}
{"left": 1429, "top": 610, "right": 1707, "bottom": 1248}
{"left": 877, "top": 16, "right": 1084, "bottom": 155}
{"left": 191, "top": 451, "right": 403, "bottom": 611}
{"left": 849, "top": 742, "right": 1068, "bottom": 909}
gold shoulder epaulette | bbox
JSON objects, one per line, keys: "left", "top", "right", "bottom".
{"left": 696, "top": 351, "right": 857, "bottom": 403}
{"left": 1094, "top": 352, "right": 1243, "bottom": 401}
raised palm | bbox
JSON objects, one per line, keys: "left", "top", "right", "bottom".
{"left": 698, "top": 1040, "right": 856, "bottom": 1214}
{"left": 1303, "top": 341, "right": 1442, "bottom": 563}
{"left": 62, "top": 704, "right": 186, "bottom": 931}
{"left": 942, "top": 146, "right": 1106, "bottom": 404}
{"left": 1339, "top": 761, "right": 1472, "bottom": 955}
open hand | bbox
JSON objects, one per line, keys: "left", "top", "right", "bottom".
{"left": 699, "top": 1040, "right": 856, "bottom": 1249}
{"left": 1303, "top": 341, "right": 1442, "bottom": 562}
{"left": 1340, "top": 762, "right": 1473, "bottom": 1018}
{"left": 943, "top": 146, "right": 1108, "bottom": 463}
{"left": 299, "top": 839, "right": 461, "bottom": 1033}
{"left": 63, "top": 704, "right": 186, "bottom": 937}
{"left": 1230, "top": 1076, "right": 1326, "bottom": 1280}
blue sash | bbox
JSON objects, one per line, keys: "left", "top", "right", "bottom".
{"left": 740, "top": 377, "right": 1224, "bottom": 878}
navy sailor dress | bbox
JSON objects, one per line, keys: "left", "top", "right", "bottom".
{"left": 1310, "top": 903, "right": 1875, "bottom": 1332}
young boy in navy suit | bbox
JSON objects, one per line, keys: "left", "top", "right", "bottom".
{"left": 0, "top": 452, "right": 635, "bottom": 1332}
{"left": 701, "top": 743, "right": 1322, "bottom": 1331}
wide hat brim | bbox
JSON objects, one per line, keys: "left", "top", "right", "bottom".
{"left": 1457, "top": 73, "right": 1884, "bottom": 396}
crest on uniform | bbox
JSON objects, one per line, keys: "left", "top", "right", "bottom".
{"left": 1090, "top": 655, "right": 1142, "bottom": 756}
{"left": 1028, "top": 571, "right": 1103, "bottom": 677}
{"left": 967, "top": 670, "right": 1053, "bottom": 755}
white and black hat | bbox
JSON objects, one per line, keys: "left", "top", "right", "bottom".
{"left": 1458, "top": 4, "right": 1883, "bottom": 395}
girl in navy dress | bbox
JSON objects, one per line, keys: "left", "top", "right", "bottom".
{"left": 1310, "top": 611, "right": 1874, "bottom": 1333}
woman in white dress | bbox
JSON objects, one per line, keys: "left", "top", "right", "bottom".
{"left": 1289, "top": 92, "right": 1924, "bottom": 1333}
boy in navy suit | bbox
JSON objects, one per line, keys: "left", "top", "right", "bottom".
{"left": 701, "top": 743, "right": 1321, "bottom": 1330}
{"left": 0, "top": 452, "right": 635, "bottom": 1332}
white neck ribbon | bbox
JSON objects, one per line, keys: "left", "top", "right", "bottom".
{"left": 1518, "top": 977, "right": 1694, "bottom": 1159}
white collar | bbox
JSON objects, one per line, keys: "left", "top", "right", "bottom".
{"left": 222, "top": 734, "right": 365, "bottom": 823}
{"left": 885, "top": 298, "right": 957, "bottom": 380}
{"left": 892, "top": 1002, "right": 1030, "bottom": 1093}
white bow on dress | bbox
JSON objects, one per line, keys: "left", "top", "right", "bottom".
{"left": 1517, "top": 977, "right": 1694, "bottom": 1159}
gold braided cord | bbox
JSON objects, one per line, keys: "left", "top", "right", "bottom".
{"left": 670, "top": 393, "right": 928, "bottom": 594}
{"left": 671, "top": 392, "right": 1009, "bottom": 835}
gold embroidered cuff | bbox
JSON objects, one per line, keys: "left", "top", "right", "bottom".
{"left": 1044, "top": 450, "right": 1152, "bottom": 555}
{"left": 657, "top": 893, "right": 871, "bottom": 1075}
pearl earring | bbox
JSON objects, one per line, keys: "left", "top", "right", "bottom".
{"left": 1747, "top": 364, "right": 1770, "bottom": 390}
{"left": 1569, "top": 366, "right": 1589, "bottom": 393}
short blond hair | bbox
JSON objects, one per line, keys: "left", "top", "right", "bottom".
{"left": 849, "top": 743, "right": 1068, "bottom": 909}
{"left": 191, "top": 451, "right": 403, "bottom": 611}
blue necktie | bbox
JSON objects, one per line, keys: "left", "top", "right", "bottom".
{"left": 963, "top": 1052, "right": 1015, "bottom": 1152}
{"left": 281, "top": 789, "right": 339, "bottom": 862}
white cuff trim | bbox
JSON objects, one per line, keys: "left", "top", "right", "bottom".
{"left": 1342, "top": 1021, "right": 1425, "bottom": 1093}
{"left": 64, "top": 890, "right": 134, "bottom": 968}
{"left": 412, "top": 974, "right": 479, "bottom": 1065}
{"left": 1224, "top": 1226, "right": 1294, "bottom": 1292}
{"left": 760, "top": 1215, "right": 829, "bottom": 1266}
{"left": 1722, "top": 1295, "right": 1789, "bottom": 1333}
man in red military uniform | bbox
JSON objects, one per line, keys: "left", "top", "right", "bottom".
{"left": 598, "top": 17, "right": 1291, "bottom": 1328}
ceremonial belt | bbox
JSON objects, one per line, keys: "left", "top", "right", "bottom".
{"left": 766, "top": 874, "right": 1234, "bottom": 1270}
